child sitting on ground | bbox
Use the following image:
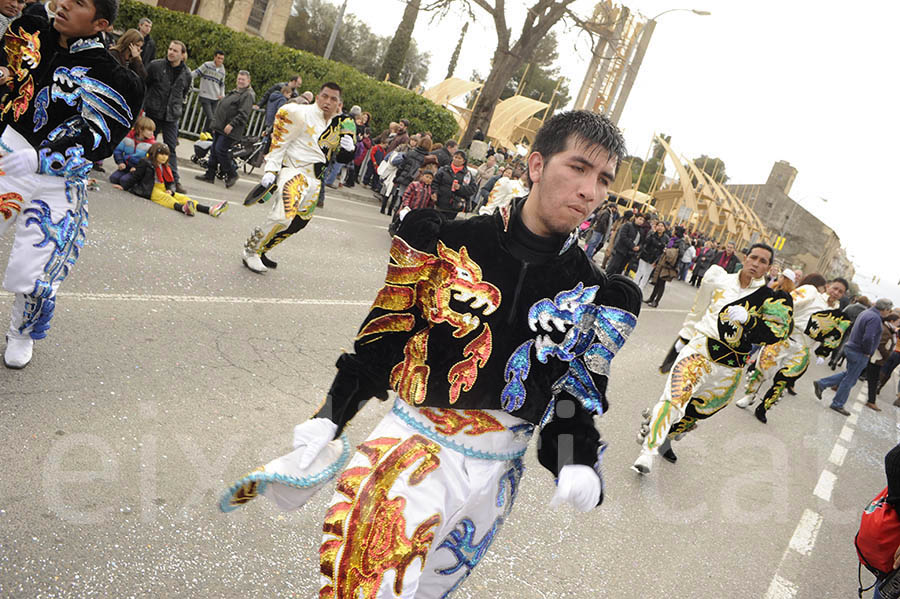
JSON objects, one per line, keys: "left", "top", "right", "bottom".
{"left": 110, "top": 116, "right": 156, "bottom": 189}
{"left": 122, "top": 143, "right": 228, "bottom": 217}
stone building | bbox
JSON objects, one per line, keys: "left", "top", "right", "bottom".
{"left": 139, "top": 0, "right": 291, "bottom": 44}
{"left": 728, "top": 161, "right": 855, "bottom": 281}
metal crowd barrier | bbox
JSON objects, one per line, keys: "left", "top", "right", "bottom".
{"left": 177, "top": 88, "right": 267, "bottom": 140}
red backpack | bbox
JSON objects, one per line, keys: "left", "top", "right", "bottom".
{"left": 856, "top": 486, "right": 900, "bottom": 575}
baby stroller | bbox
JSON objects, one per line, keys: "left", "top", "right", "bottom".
{"left": 190, "top": 132, "right": 268, "bottom": 179}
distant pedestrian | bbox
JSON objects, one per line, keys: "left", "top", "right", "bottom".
{"left": 195, "top": 70, "right": 255, "bottom": 189}
{"left": 192, "top": 50, "right": 226, "bottom": 135}
{"left": 138, "top": 17, "right": 156, "bottom": 67}
{"left": 814, "top": 298, "right": 895, "bottom": 416}
{"left": 634, "top": 220, "right": 667, "bottom": 291}
{"left": 265, "top": 84, "right": 292, "bottom": 129}
{"left": 257, "top": 74, "right": 302, "bottom": 108}
{"left": 605, "top": 211, "right": 643, "bottom": 276}
{"left": 585, "top": 202, "right": 616, "bottom": 259}
{"left": 679, "top": 239, "right": 696, "bottom": 281}
{"left": 144, "top": 40, "right": 192, "bottom": 193}
{"left": 711, "top": 241, "right": 741, "bottom": 273}
{"left": 644, "top": 244, "right": 679, "bottom": 308}
{"left": 430, "top": 139, "right": 457, "bottom": 167}
{"left": 108, "top": 28, "right": 147, "bottom": 80}
{"left": 691, "top": 240, "right": 716, "bottom": 286}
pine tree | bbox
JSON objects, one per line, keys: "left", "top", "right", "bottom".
{"left": 445, "top": 22, "right": 468, "bottom": 79}
{"left": 378, "top": 0, "right": 421, "bottom": 81}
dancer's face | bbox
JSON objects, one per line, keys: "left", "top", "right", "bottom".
{"left": 743, "top": 247, "right": 771, "bottom": 279}
{"left": 525, "top": 134, "right": 617, "bottom": 235}
{"left": 55, "top": 0, "right": 106, "bottom": 39}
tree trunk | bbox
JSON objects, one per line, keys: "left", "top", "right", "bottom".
{"left": 378, "top": 0, "right": 421, "bottom": 81}
{"left": 460, "top": 50, "right": 519, "bottom": 148}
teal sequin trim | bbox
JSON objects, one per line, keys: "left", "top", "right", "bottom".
{"left": 391, "top": 402, "right": 531, "bottom": 461}
{"left": 218, "top": 433, "right": 352, "bottom": 513}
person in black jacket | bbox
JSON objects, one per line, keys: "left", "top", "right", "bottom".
{"left": 432, "top": 150, "right": 476, "bottom": 219}
{"left": 138, "top": 17, "right": 155, "bottom": 67}
{"left": 690, "top": 240, "right": 716, "bottom": 286}
{"left": 605, "top": 211, "right": 644, "bottom": 275}
{"left": 144, "top": 40, "right": 192, "bottom": 193}
{"left": 710, "top": 241, "right": 741, "bottom": 273}
{"left": 634, "top": 220, "right": 668, "bottom": 291}
{"left": 429, "top": 139, "right": 456, "bottom": 168}
{"left": 387, "top": 136, "right": 432, "bottom": 215}
{"left": 221, "top": 111, "right": 642, "bottom": 597}
{"left": 0, "top": 0, "right": 144, "bottom": 369}
{"left": 195, "top": 70, "right": 254, "bottom": 188}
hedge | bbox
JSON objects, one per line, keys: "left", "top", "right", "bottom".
{"left": 117, "top": 0, "right": 459, "bottom": 140}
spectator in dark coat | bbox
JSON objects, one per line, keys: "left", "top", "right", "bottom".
{"left": 605, "top": 211, "right": 644, "bottom": 276}
{"left": 388, "top": 136, "right": 433, "bottom": 215}
{"left": 634, "top": 221, "right": 668, "bottom": 291}
{"left": 144, "top": 40, "right": 192, "bottom": 192}
{"left": 138, "top": 18, "right": 156, "bottom": 67}
{"left": 710, "top": 241, "right": 741, "bottom": 273}
{"left": 257, "top": 75, "right": 302, "bottom": 108}
{"left": 385, "top": 119, "right": 410, "bottom": 154}
{"left": 196, "top": 70, "right": 255, "bottom": 188}
{"left": 433, "top": 151, "right": 476, "bottom": 220}
{"left": 265, "top": 84, "right": 292, "bottom": 129}
{"left": 585, "top": 202, "right": 616, "bottom": 258}
{"left": 690, "top": 240, "right": 716, "bottom": 286}
{"left": 430, "top": 139, "right": 457, "bottom": 168}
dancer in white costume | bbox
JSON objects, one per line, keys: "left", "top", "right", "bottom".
{"left": 633, "top": 245, "right": 793, "bottom": 475}
{"left": 0, "top": 0, "right": 143, "bottom": 368}
{"left": 221, "top": 111, "right": 642, "bottom": 598}
{"left": 240, "top": 81, "right": 354, "bottom": 273}
{"left": 735, "top": 274, "right": 849, "bottom": 422}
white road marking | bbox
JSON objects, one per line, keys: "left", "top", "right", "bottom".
{"left": 788, "top": 509, "right": 823, "bottom": 556}
{"left": 839, "top": 425, "right": 854, "bottom": 443}
{"left": 850, "top": 400, "right": 863, "bottom": 414}
{"left": 813, "top": 470, "right": 837, "bottom": 502}
{"left": 828, "top": 443, "right": 848, "bottom": 467}
{"left": 0, "top": 291, "right": 372, "bottom": 306}
{"left": 847, "top": 411, "right": 859, "bottom": 425}
{"left": 764, "top": 574, "right": 798, "bottom": 599}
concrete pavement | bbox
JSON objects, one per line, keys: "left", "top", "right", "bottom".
{"left": 0, "top": 159, "right": 896, "bottom": 598}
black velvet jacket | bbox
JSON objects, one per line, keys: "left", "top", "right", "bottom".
{"left": 317, "top": 198, "right": 642, "bottom": 476}
{"left": 0, "top": 15, "right": 144, "bottom": 162}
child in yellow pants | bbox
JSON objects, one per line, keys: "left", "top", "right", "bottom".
{"left": 123, "top": 143, "right": 227, "bottom": 217}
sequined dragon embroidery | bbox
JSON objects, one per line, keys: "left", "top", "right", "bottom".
{"left": 23, "top": 194, "right": 87, "bottom": 298}
{"left": 33, "top": 66, "right": 134, "bottom": 150}
{"left": 501, "top": 283, "right": 636, "bottom": 415}
{"left": 356, "top": 236, "right": 501, "bottom": 405}
{"left": 1, "top": 27, "right": 41, "bottom": 121}
{"left": 319, "top": 435, "right": 442, "bottom": 599}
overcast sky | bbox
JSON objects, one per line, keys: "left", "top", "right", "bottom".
{"left": 342, "top": 0, "right": 899, "bottom": 302}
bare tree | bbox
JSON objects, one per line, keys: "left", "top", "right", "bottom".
{"left": 425, "top": 0, "right": 579, "bottom": 147}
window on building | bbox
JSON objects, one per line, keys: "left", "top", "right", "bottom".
{"left": 247, "top": 0, "right": 268, "bottom": 31}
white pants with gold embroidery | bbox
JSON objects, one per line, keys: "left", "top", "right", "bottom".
{"left": 246, "top": 164, "right": 321, "bottom": 255}
{"left": 641, "top": 336, "right": 742, "bottom": 454}
{"left": 318, "top": 400, "right": 529, "bottom": 598}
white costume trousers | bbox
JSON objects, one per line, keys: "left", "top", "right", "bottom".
{"left": 247, "top": 164, "right": 321, "bottom": 255}
{"left": 641, "top": 336, "right": 742, "bottom": 454}
{"left": 318, "top": 400, "right": 530, "bottom": 598}
{"left": 0, "top": 127, "right": 86, "bottom": 340}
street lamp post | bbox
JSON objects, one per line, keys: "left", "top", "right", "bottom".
{"left": 608, "top": 8, "right": 710, "bottom": 124}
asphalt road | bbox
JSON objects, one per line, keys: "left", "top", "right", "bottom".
{"left": 0, "top": 157, "right": 896, "bottom": 598}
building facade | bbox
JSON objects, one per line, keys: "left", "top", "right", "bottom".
{"left": 728, "top": 161, "right": 855, "bottom": 281}
{"left": 139, "top": 0, "right": 290, "bottom": 44}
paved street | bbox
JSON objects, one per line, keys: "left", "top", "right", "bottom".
{"left": 0, "top": 156, "right": 897, "bottom": 598}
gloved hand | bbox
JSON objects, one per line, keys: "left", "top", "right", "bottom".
{"left": 340, "top": 135, "right": 355, "bottom": 152}
{"left": 292, "top": 418, "right": 338, "bottom": 469}
{"left": 549, "top": 464, "right": 601, "bottom": 512}
{"left": 260, "top": 172, "right": 277, "bottom": 187}
{"left": 674, "top": 338, "right": 686, "bottom": 352}
{"left": 0, "top": 147, "right": 38, "bottom": 178}
{"left": 726, "top": 305, "right": 749, "bottom": 324}
{"left": 816, "top": 356, "right": 825, "bottom": 366}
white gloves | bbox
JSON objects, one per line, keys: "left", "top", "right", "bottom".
{"left": 340, "top": 135, "right": 355, "bottom": 152}
{"left": 260, "top": 172, "right": 276, "bottom": 187}
{"left": 816, "top": 356, "right": 825, "bottom": 366}
{"left": 549, "top": 464, "right": 601, "bottom": 512}
{"left": 292, "top": 418, "right": 338, "bottom": 469}
{"left": 0, "top": 147, "right": 38, "bottom": 178}
{"left": 674, "top": 339, "right": 686, "bottom": 352}
{"left": 726, "top": 305, "right": 749, "bottom": 324}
